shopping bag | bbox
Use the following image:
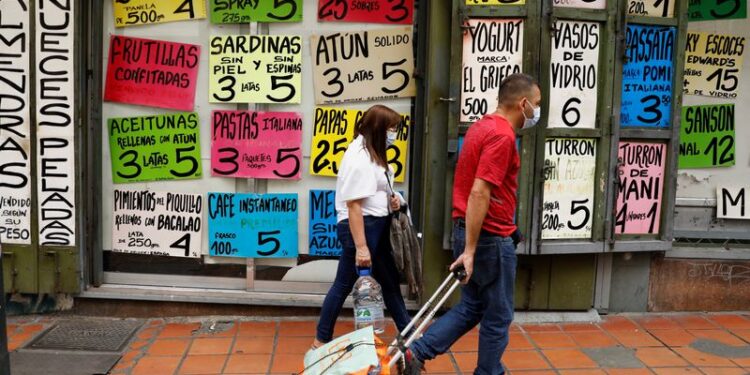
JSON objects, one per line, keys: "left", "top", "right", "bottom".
{"left": 302, "top": 326, "right": 379, "bottom": 374}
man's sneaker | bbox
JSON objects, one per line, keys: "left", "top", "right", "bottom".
{"left": 402, "top": 348, "right": 424, "bottom": 375}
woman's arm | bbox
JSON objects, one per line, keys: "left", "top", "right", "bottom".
{"left": 347, "top": 199, "right": 371, "bottom": 267}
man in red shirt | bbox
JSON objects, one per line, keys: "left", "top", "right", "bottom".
{"left": 406, "top": 74, "right": 542, "bottom": 375}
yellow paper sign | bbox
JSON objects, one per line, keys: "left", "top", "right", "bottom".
{"left": 209, "top": 35, "right": 302, "bottom": 104}
{"left": 466, "top": 0, "right": 526, "bottom": 5}
{"left": 310, "top": 107, "right": 410, "bottom": 182}
{"left": 113, "top": 0, "right": 207, "bottom": 27}
{"left": 684, "top": 32, "right": 746, "bottom": 99}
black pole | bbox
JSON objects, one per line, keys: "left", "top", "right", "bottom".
{"left": 0, "top": 243, "right": 10, "bottom": 375}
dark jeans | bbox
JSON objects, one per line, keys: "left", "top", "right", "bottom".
{"left": 316, "top": 215, "right": 412, "bottom": 343}
{"left": 411, "top": 223, "right": 517, "bottom": 375}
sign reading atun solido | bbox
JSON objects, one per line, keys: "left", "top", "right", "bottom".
{"left": 108, "top": 113, "right": 202, "bottom": 183}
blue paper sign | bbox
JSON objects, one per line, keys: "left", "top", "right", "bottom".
{"left": 621, "top": 25, "right": 676, "bottom": 128}
{"left": 309, "top": 190, "right": 341, "bottom": 257}
{"left": 208, "top": 193, "right": 298, "bottom": 258}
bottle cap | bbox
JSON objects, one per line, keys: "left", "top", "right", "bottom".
{"left": 358, "top": 268, "right": 371, "bottom": 277}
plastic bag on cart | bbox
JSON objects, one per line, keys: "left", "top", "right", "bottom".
{"left": 302, "top": 326, "right": 393, "bottom": 374}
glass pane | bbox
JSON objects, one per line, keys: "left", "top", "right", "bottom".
{"left": 615, "top": 141, "right": 666, "bottom": 235}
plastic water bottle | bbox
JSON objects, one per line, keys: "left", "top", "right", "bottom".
{"left": 353, "top": 268, "right": 385, "bottom": 334}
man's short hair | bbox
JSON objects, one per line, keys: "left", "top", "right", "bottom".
{"left": 498, "top": 73, "right": 539, "bottom": 107}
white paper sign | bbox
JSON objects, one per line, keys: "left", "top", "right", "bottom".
{"left": 112, "top": 190, "right": 203, "bottom": 258}
{"left": 461, "top": 19, "right": 524, "bottom": 123}
{"left": 554, "top": 0, "right": 607, "bottom": 9}
{"left": 542, "top": 138, "right": 597, "bottom": 239}
{"left": 548, "top": 21, "right": 600, "bottom": 129}
{"left": 628, "top": 0, "right": 675, "bottom": 17}
{"left": 36, "top": 0, "right": 76, "bottom": 246}
{"left": 0, "top": 1, "right": 32, "bottom": 245}
{"left": 717, "top": 186, "right": 749, "bottom": 220}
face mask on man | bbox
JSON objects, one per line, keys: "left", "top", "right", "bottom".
{"left": 522, "top": 99, "right": 541, "bottom": 129}
{"left": 386, "top": 129, "right": 398, "bottom": 146}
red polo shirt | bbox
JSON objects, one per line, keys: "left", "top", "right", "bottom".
{"left": 452, "top": 114, "right": 519, "bottom": 237}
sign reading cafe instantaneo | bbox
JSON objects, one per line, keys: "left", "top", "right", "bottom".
{"left": 0, "top": 0, "right": 31, "bottom": 245}
{"left": 461, "top": 19, "right": 523, "bottom": 123}
{"left": 542, "top": 138, "right": 596, "bottom": 240}
{"left": 679, "top": 104, "right": 735, "bottom": 169}
{"left": 37, "top": 0, "right": 76, "bottom": 246}
{"left": 311, "top": 27, "right": 416, "bottom": 105}
{"left": 548, "top": 21, "right": 600, "bottom": 129}
{"left": 209, "top": 35, "right": 302, "bottom": 104}
{"left": 112, "top": 189, "right": 203, "bottom": 258}
{"left": 616, "top": 142, "right": 666, "bottom": 235}
{"left": 208, "top": 193, "right": 298, "bottom": 258}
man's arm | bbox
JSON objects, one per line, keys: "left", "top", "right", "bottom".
{"left": 451, "top": 178, "right": 493, "bottom": 283}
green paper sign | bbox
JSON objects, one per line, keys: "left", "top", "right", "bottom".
{"left": 679, "top": 104, "right": 735, "bottom": 169}
{"left": 688, "top": 0, "right": 747, "bottom": 21}
{"left": 209, "top": 0, "right": 302, "bottom": 23}
{"left": 108, "top": 113, "right": 203, "bottom": 183}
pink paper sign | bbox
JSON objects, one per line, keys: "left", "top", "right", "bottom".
{"left": 211, "top": 110, "right": 302, "bottom": 179}
{"left": 615, "top": 142, "right": 666, "bottom": 235}
{"left": 104, "top": 35, "right": 200, "bottom": 111}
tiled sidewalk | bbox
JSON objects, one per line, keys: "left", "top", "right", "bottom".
{"left": 6, "top": 313, "right": 750, "bottom": 374}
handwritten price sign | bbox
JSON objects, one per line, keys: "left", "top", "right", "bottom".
{"left": 309, "top": 190, "right": 341, "bottom": 256}
{"left": 209, "top": 35, "right": 302, "bottom": 104}
{"left": 113, "top": 0, "right": 206, "bottom": 27}
{"left": 208, "top": 193, "right": 298, "bottom": 258}
{"left": 211, "top": 110, "right": 302, "bottom": 179}
{"left": 210, "top": 0, "right": 302, "bottom": 23}
{"left": 679, "top": 104, "right": 735, "bottom": 169}
{"left": 317, "top": 0, "right": 413, "bottom": 24}
{"left": 311, "top": 27, "right": 416, "bottom": 104}
{"left": 684, "top": 32, "right": 746, "bottom": 99}
{"left": 466, "top": 0, "right": 526, "bottom": 5}
{"left": 628, "top": 0, "right": 675, "bottom": 17}
{"left": 309, "top": 107, "right": 410, "bottom": 182}
{"left": 689, "top": 0, "right": 747, "bottom": 21}
{"left": 616, "top": 142, "right": 665, "bottom": 235}
{"left": 108, "top": 113, "right": 202, "bottom": 183}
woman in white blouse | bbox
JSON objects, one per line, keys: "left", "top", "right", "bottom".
{"left": 312, "top": 105, "right": 410, "bottom": 349}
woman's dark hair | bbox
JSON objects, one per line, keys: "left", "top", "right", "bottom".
{"left": 354, "top": 105, "right": 401, "bottom": 168}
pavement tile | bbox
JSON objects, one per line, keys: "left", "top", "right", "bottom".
{"left": 523, "top": 324, "right": 563, "bottom": 333}
{"left": 188, "top": 337, "right": 234, "bottom": 355}
{"left": 733, "top": 330, "right": 750, "bottom": 343}
{"left": 453, "top": 352, "right": 479, "bottom": 373}
{"left": 688, "top": 329, "right": 747, "bottom": 346}
{"left": 278, "top": 321, "right": 317, "bottom": 337}
{"left": 504, "top": 350, "right": 551, "bottom": 370}
{"left": 511, "top": 371, "right": 557, "bottom": 375}
{"left": 568, "top": 331, "right": 619, "bottom": 348}
{"left": 673, "top": 347, "right": 737, "bottom": 367}
{"left": 178, "top": 354, "right": 228, "bottom": 374}
{"left": 275, "top": 336, "right": 315, "bottom": 354}
{"left": 558, "top": 370, "right": 607, "bottom": 375}
{"left": 223, "top": 354, "right": 271, "bottom": 374}
{"left": 635, "top": 348, "right": 690, "bottom": 367}
{"left": 424, "top": 353, "right": 456, "bottom": 373}
{"left": 270, "top": 353, "right": 304, "bottom": 373}
{"left": 707, "top": 315, "right": 750, "bottom": 330}
{"left": 132, "top": 355, "right": 181, "bottom": 375}
{"left": 635, "top": 316, "right": 682, "bottom": 331}
{"left": 562, "top": 323, "right": 603, "bottom": 333}
{"left": 238, "top": 321, "right": 277, "bottom": 337}
{"left": 137, "top": 327, "right": 161, "bottom": 340}
{"left": 600, "top": 316, "right": 641, "bottom": 332}
{"left": 333, "top": 320, "right": 355, "bottom": 336}
{"left": 608, "top": 330, "right": 663, "bottom": 348}
{"left": 158, "top": 323, "right": 201, "bottom": 339}
{"left": 232, "top": 336, "right": 274, "bottom": 354}
{"left": 194, "top": 322, "right": 239, "bottom": 338}
{"left": 730, "top": 357, "right": 750, "bottom": 367}
{"left": 672, "top": 316, "right": 719, "bottom": 330}
{"left": 508, "top": 332, "right": 536, "bottom": 350}
{"left": 698, "top": 368, "right": 747, "bottom": 375}
{"left": 529, "top": 332, "right": 578, "bottom": 349}
{"left": 606, "top": 369, "right": 654, "bottom": 374}
{"left": 542, "top": 349, "right": 598, "bottom": 369}
{"left": 148, "top": 338, "right": 190, "bottom": 356}
{"left": 120, "top": 350, "right": 141, "bottom": 363}
{"left": 650, "top": 368, "right": 703, "bottom": 374}
{"left": 18, "top": 323, "right": 44, "bottom": 335}
{"left": 510, "top": 324, "right": 522, "bottom": 332}
{"left": 450, "top": 333, "right": 478, "bottom": 352}
{"left": 650, "top": 329, "right": 697, "bottom": 347}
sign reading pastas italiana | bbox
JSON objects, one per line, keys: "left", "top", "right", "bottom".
{"left": 108, "top": 113, "right": 202, "bottom": 183}
{"left": 309, "top": 190, "right": 341, "bottom": 256}
{"left": 211, "top": 110, "right": 302, "bottom": 179}
{"left": 0, "top": 0, "right": 31, "bottom": 244}
{"left": 112, "top": 189, "right": 203, "bottom": 258}
{"left": 679, "top": 104, "right": 735, "bottom": 169}
{"left": 554, "top": 0, "right": 606, "bottom": 9}
{"left": 548, "top": 21, "right": 600, "bottom": 129}
{"left": 104, "top": 35, "right": 200, "bottom": 111}
{"left": 113, "top": 0, "right": 207, "bottom": 27}
{"left": 628, "top": 0, "right": 674, "bottom": 17}
{"left": 311, "top": 27, "right": 416, "bottom": 104}
{"left": 689, "top": 0, "right": 747, "bottom": 21}
{"left": 684, "top": 32, "right": 746, "bottom": 99}
{"left": 310, "top": 107, "right": 410, "bottom": 182}
{"left": 210, "top": 0, "right": 302, "bottom": 23}
{"left": 209, "top": 35, "right": 302, "bottom": 104}
{"left": 717, "top": 186, "right": 750, "bottom": 220}
{"left": 621, "top": 25, "right": 675, "bottom": 128}
{"left": 542, "top": 138, "right": 596, "bottom": 240}
{"left": 317, "top": 0, "right": 414, "bottom": 24}
{"left": 461, "top": 19, "right": 523, "bottom": 122}
{"left": 208, "top": 193, "right": 298, "bottom": 258}
{"left": 616, "top": 142, "right": 666, "bottom": 235}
